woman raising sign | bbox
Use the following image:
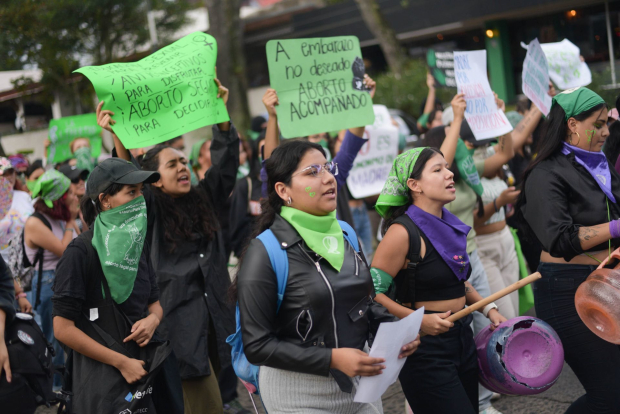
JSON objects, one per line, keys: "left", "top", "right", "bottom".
{"left": 98, "top": 79, "right": 238, "bottom": 414}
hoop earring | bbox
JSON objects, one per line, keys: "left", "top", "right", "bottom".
{"left": 571, "top": 132, "right": 581, "bottom": 146}
{"left": 287, "top": 197, "right": 292, "bottom": 205}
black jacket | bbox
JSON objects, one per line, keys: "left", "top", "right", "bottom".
{"left": 0, "top": 256, "right": 15, "bottom": 325}
{"left": 136, "top": 123, "right": 239, "bottom": 380}
{"left": 521, "top": 151, "right": 620, "bottom": 261}
{"left": 237, "top": 215, "right": 396, "bottom": 391}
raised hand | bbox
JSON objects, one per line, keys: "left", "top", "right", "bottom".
{"left": 96, "top": 101, "right": 116, "bottom": 133}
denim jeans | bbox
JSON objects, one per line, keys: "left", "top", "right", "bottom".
{"left": 468, "top": 249, "right": 493, "bottom": 411}
{"left": 535, "top": 263, "right": 620, "bottom": 414}
{"left": 31, "top": 269, "right": 64, "bottom": 389}
{"left": 350, "top": 203, "right": 374, "bottom": 258}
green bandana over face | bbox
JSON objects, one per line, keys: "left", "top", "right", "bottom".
{"left": 92, "top": 196, "right": 147, "bottom": 304}
{"left": 375, "top": 148, "right": 425, "bottom": 218}
{"left": 280, "top": 206, "right": 344, "bottom": 271}
{"left": 454, "top": 139, "right": 483, "bottom": 196}
{"left": 74, "top": 146, "right": 95, "bottom": 173}
{"left": 31, "top": 169, "right": 71, "bottom": 208}
{"left": 552, "top": 87, "right": 606, "bottom": 121}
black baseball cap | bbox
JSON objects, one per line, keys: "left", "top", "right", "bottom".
{"left": 459, "top": 120, "right": 496, "bottom": 147}
{"left": 58, "top": 164, "right": 89, "bottom": 183}
{"left": 86, "top": 158, "right": 160, "bottom": 201}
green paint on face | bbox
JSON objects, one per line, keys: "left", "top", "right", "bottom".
{"left": 305, "top": 186, "right": 316, "bottom": 197}
{"left": 585, "top": 129, "right": 595, "bottom": 143}
{"left": 305, "top": 186, "right": 311, "bottom": 192}
{"left": 309, "top": 192, "right": 316, "bottom": 197}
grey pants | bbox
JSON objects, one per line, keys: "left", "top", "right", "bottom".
{"left": 259, "top": 366, "right": 384, "bottom": 414}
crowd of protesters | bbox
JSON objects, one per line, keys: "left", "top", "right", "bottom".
{"left": 0, "top": 55, "right": 618, "bottom": 414}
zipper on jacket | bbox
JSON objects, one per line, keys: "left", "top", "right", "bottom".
{"left": 299, "top": 246, "right": 339, "bottom": 348}
{"left": 353, "top": 251, "right": 359, "bottom": 276}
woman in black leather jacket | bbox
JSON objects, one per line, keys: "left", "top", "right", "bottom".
{"left": 236, "top": 139, "right": 420, "bottom": 413}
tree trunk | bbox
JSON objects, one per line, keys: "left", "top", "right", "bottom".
{"left": 204, "top": 0, "right": 251, "bottom": 136}
{"left": 354, "top": 0, "right": 407, "bottom": 78}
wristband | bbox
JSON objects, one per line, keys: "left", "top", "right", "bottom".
{"left": 370, "top": 267, "right": 394, "bottom": 295}
{"left": 15, "top": 292, "right": 27, "bottom": 300}
{"left": 610, "top": 219, "right": 620, "bottom": 239}
{"left": 482, "top": 302, "right": 498, "bottom": 318}
{"left": 493, "top": 198, "right": 499, "bottom": 213}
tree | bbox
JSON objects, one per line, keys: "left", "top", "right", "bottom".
{"left": 204, "top": 0, "right": 251, "bottom": 135}
{"left": 353, "top": 0, "right": 407, "bottom": 78}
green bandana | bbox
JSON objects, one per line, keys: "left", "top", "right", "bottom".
{"left": 454, "top": 139, "right": 484, "bottom": 196}
{"left": 92, "top": 196, "right": 147, "bottom": 304}
{"left": 280, "top": 206, "right": 344, "bottom": 271}
{"left": 375, "top": 148, "right": 425, "bottom": 218}
{"left": 74, "top": 146, "right": 96, "bottom": 173}
{"left": 552, "top": 87, "right": 606, "bottom": 121}
{"left": 31, "top": 169, "right": 70, "bottom": 208}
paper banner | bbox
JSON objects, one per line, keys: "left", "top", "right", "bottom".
{"left": 540, "top": 39, "right": 592, "bottom": 90}
{"left": 427, "top": 49, "right": 456, "bottom": 88}
{"left": 521, "top": 39, "right": 552, "bottom": 116}
{"left": 346, "top": 105, "right": 399, "bottom": 199}
{"left": 75, "top": 32, "right": 229, "bottom": 149}
{"left": 454, "top": 50, "right": 513, "bottom": 140}
{"left": 266, "top": 37, "right": 375, "bottom": 138}
{"left": 48, "top": 113, "right": 102, "bottom": 164}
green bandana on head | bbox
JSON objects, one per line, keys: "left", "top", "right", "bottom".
{"left": 280, "top": 206, "right": 344, "bottom": 271}
{"left": 92, "top": 196, "right": 147, "bottom": 304}
{"left": 31, "top": 169, "right": 70, "bottom": 208}
{"left": 455, "top": 138, "right": 484, "bottom": 196}
{"left": 74, "top": 146, "right": 95, "bottom": 173}
{"left": 375, "top": 147, "right": 425, "bottom": 218}
{"left": 552, "top": 87, "right": 606, "bottom": 121}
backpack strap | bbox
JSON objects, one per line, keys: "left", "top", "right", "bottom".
{"left": 392, "top": 215, "right": 422, "bottom": 268}
{"left": 389, "top": 215, "right": 423, "bottom": 304}
{"left": 338, "top": 220, "right": 360, "bottom": 253}
{"left": 256, "top": 229, "right": 289, "bottom": 312}
{"left": 30, "top": 212, "right": 52, "bottom": 311}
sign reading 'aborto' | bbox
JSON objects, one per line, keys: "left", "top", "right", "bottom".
{"left": 266, "top": 36, "right": 375, "bottom": 138}
{"left": 75, "top": 32, "right": 229, "bottom": 149}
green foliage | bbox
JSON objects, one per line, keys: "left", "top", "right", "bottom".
{"left": 373, "top": 59, "right": 456, "bottom": 117}
{"left": 589, "top": 67, "right": 620, "bottom": 108}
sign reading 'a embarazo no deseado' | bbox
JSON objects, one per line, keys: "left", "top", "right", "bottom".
{"left": 266, "top": 36, "right": 375, "bottom": 138}
{"left": 75, "top": 32, "right": 229, "bottom": 149}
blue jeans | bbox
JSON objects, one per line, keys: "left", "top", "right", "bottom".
{"left": 535, "top": 263, "right": 620, "bottom": 414}
{"left": 350, "top": 203, "right": 373, "bottom": 257}
{"left": 31, "top": 269, "right": 64, "bottom": 389}
{"left": 468, "top": 249, "right": 493, "bottom": 411}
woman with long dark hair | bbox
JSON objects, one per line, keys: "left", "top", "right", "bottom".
{"left": 371, "top": 147, "right": 507, "bottom": 414}
{"left": 98, "top": 79, "right": 238, "bottom": 414}
{"left": 516, "top": 87, "right": 620, "bottom": 413}
{"left": 235, "top": 139, "right": 419, "bottom": 413}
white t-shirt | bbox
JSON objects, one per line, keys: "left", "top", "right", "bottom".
{"left": 0, "top": 190, "right": 34, "bottom": 261}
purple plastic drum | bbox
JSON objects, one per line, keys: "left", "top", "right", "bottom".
{"left": 474, "top": 316, "right": 564, "bottom": 395}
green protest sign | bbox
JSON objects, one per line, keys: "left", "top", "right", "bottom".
{"left": 266, "top": 37, "right": 375, "bottom": 138}
{"left": 48, "top": 113, "right": 102, "bottom": 164}
{"left": 75, "top": 32, "right": 229, "bottom": 149}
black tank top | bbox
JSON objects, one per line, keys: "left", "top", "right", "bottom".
{"left": 392, "top": 215, "right": 469, "bottom": 303}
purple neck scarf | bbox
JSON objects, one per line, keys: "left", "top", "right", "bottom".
{"left": 561, "top": 143, "right": 616, "bottom": 203}
{"left": 406, "top": 204, "right": 471, "bottom": 281}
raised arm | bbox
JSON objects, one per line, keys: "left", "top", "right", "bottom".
{"left": 511, "top": 105, "right": 542, "bottom": 153}
{"left": 479, "top": 93, "right": 514, "bottom": 178}
{"left": 262, "top": 89, "right": 280, "bottom": 159}
{"left": 440, "top": 93, "right": 466, "bottom": 166}
{"left": 417, "top": 73, "right": 437, "bottom": 131}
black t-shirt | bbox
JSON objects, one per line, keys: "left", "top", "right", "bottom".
{"left": 52, "top": 236, "right": 159, "bottom": 324}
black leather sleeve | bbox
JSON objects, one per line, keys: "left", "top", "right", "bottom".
{"left": 0, "top": 256, "right": 15, "bottom": 325}
{"left": 237, "top": 238, "right": 332, "bottom": 376}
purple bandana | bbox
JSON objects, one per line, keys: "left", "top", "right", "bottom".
{"left": 406, "top": 204, "right": 471, "bottom": 281}
{"left": 561, "top": 143, "right": 616, "bottom": 203}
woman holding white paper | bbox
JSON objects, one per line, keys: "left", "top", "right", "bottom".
{"left": 370, "top": 146, "right": 507, "bottom": 414}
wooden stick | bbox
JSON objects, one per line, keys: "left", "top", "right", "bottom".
{"left": 419, "top": 272, "right": 541, "bottom": 336}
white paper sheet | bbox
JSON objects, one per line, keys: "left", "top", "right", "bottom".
{"left": 540, "top": 39, "right": 592, "bottom": 90}
{"left": 521, "top": 39, "right": 552, "bottom": 116}
{"left": 453, "top": 50, "right": 513, "bottom": 140}
{"left": 353, "top": 307, "right": 424, "bottom": 403}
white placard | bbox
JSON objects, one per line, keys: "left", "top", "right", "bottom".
{"left": 346, "top": 105, "right": 399, "bottom": 199}
{"left": 540, "top": 39, "right": 592, "bottom": 89}
{"left": 454, "top": 50, "right": 513, "bottom": 140}
{"left": 521, "top": 39, "right": 552, "bottom": 116}
{"left": 354, "top": 307, "right": 424, "bottom": 403}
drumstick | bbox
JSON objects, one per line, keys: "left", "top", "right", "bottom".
{"left": 419, "top": 272, "right": 541, "bottom": 337}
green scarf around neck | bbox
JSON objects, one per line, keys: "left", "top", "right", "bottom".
{"left": 92, "top": 196, "right": 147, "bottom": 304}
{"left": 280, "top": 206, "right": 344, "bottom": 271}
{"left": 455, "top": 138, "right": 484, "bottom": 196}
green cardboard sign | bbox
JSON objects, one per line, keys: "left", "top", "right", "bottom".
{"left": 48, "top": 113, "right": 102, "bottom": 164}
{"left": 266, "top": 37, "right": 375, "bottom": 138}
{"left": 75, "top": 32, "right": 229, "bottom": 149}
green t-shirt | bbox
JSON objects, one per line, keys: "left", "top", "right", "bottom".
{"left": 445, "top": 160, "right": 485, "bottom": 254}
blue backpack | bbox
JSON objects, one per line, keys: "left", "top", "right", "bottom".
{"left": 226, "top": 220, "right": 360, "bottom": 394}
